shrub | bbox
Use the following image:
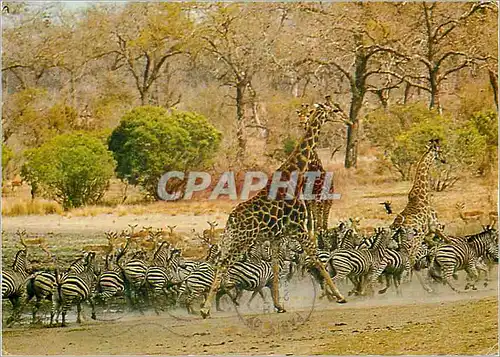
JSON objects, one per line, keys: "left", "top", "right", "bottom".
{"left": 21, "top": 132, "right": 116, "bottom": 209}
{"left": 2, "top": 144, "right": 14, "bottom": 179}
{"left": 365, "top": 104, "right": 493, "bottom": 190}
{"left": 108, "top": 106, "right": 222, "bottom": 198}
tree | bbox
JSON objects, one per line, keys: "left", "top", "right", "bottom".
{"left": 395, "top": 2, "right": 494, "bottom": 112}
{"left": 101, "top": 3, "right": 194, "bottom": 106}
{"left": 293, "top": 3, "right": 407, "bottom": 168}
{"left": 199, "top": 3, "right": 286, "bottom": 158}
{"left": 21, "top": 132, "right": 115, "bottom": 209}
{"left": 108, "top": 106, "right": 222, "bottom": 197}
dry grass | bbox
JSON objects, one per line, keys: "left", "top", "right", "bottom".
{"left": 1, "top": 198, "right": 64, "bottom": 216}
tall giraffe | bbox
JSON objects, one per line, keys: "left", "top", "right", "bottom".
{"left": 200, "top": 97, "right": 347, "bottom": 318}
{"left": 391, "top": 139, "right": 446, "bottom": 260}
{"left": 296, "top": 104, "right": 337, "bottom": 246}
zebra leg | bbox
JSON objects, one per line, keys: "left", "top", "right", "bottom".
{"left": 60, "top": 299, "right": 68, "bottom": 327}
{"left": 394, "top": 273, "right": 403, "bottom": 296}
{"left": 441, "top": 264, "right": 461, "bottom": 293}
{"left": 247, "top": 288, "right": 264, "bottom": 308}
{"left": 215, "top": 289, "right": 226, "bottom": 312}
{"left": 378, "top": 274, "right": 390, "bottom": 294}
{"left": 32, "top": 296, "right": 42, "bottom": 324}
{"left": 414, "top": 269, "right": 434, "bottom": 293}
{"left": 76, "top": 302, "right": 82, "bottom": 324}
{"left": 464, "top": 262, "right": 480, "bottom": 291}
{"left": 90, "top": 296, "right": 97, "bottom": 320}
{"left": 474, "top": 260, "right": 490, "bottom": 288}
{"left": 6, "top": 296, "right": 20, "bottom": 327}
{"left": 50, "top": 298, "right": 59, "bottom": 326}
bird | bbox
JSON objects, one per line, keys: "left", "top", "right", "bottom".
{"left": 380, "top": 201, "right": 393, "bottom": 215}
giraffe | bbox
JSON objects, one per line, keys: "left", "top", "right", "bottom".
{"left": 296, "top": 103, "right": 337, "bottom": 248}
{"left": 199, "top": 97, "right": 347, "bottom": 318}
{"left": 391, "top": 138, "right": 446, "bottom": 264}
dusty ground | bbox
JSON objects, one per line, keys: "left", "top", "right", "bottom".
{"left": 2, "top": 277, "right": 498, "bottom": 355}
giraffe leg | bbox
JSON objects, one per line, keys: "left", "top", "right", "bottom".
{"left": 299, "top": 235, "right": 346, "bottom": 303}
{"left": 200, "top": 269, "right": 224, "bottom": 319}
{"left": 270, "top": 245, "right": 286, "bottom": 313}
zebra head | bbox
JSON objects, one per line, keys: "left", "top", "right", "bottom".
{"left": 481, "top": 225, "right": 499, "bottom": 261}
{"left": 84, "top": 252, "right": 100, "bottom": 278}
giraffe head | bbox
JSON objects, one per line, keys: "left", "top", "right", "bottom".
{"left": 427, "top": 138, "right": 446, "bottom": 164}
{"left": 297, "top": 96, "right": 347, "bottom": 130}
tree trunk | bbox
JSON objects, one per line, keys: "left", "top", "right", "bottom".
{"left": 429, "top": 69, "right": 441, "bottom": 113}
{"left": 344, "top": 92, "right": 363, "bottom": 168}
{"left": 236, "top": 83, "right": 247, "bottom": 158}
{"left": 488, "top": 69, "right": 498, "bottom": 109}
{"left": 403, "top": 82, "right": 412, "bottom": 105}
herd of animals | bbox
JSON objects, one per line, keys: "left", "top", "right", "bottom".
{"left": 2, "top": 97, "right": 498, "bottom": 328}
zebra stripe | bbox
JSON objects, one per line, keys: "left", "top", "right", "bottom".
{"left": 330, "top": 228, "right": 393, "bottom": 296}
{"left": 50, "top": 252, "right": 99, "bottom": 326}
{"left": 2, "top": 249, "right": 29, "bottom": 326}
{"left": 430, "top": 227, "right": 498, "bottom": 291}
{"left": 177, "top": 262, "right": 215, "bottom": 314}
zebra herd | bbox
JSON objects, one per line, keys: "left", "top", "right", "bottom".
{"left": 1, "top": 221, "right": 498, "bottom": 327}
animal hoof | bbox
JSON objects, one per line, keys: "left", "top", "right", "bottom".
{"left": 276, "top": 308, "right": 286, "bottom": 313}
{"left": 378, "top": 290, "right": 387, "bottom": 295}
{"left": 200, "top": 308, "right": 210, "bottom": 319}
{"left": 91, "top": 313, "right": 96, "bottom": 320}
{"left": 484, "top": 282, "right": 489, "bottom": 287}
{"left": 336, "top": 298, "right": 347, "bottom": 304}
{"left": 472, "top": 286, "right": 477, "bottom": 291}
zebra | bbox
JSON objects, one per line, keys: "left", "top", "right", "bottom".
{"left": 25, "top": 255, "right": 87, "bottom": 323}
{"left": 370, "top": 233, "right": 412, "bottom": 296}
{"left": 92, "top": 246, "right": 132, "bottom": 316}
{"left": 330, "top": 228, "right": 395, "bottom": 297}
{"left": 92, "top": 268, "right": 125, "bottom": 316}
{"left": 429, "top": 226, "right": 498, "bottom": 292}
{"left": 221, "top": 260, "right": 274, "bottom": 310}
{"left": 2, "top": 249, "right": 30, "bottom": 326}
{"left": 144, "top": 244, "right": 182, "bottom": 312}
{"left": 50, "top": 252, "right": 100, "bottom": 327}
{"left": 119, "top": 250, "right": 149, "bottom": 309}
{"left": 320, "top": 221, "right": 349, "bottom": 251}
{"left": 177, "top": 261, "right": 215, "bottom": 314}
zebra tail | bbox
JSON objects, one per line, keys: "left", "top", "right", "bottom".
{"left": 54, "top": 268, "right": 63, "bottom": 304}
{"left": 25, "top": 274, "right": 36, "bottom": 302}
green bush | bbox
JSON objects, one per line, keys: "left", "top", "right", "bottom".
{"left": 2, "top": 144, "right": 14, "bottom": 173}
{"left": 365, "top": 104, "right": 494, "bottom": 188}
{"left": 108, "top": 106, "right": 222, "bottom": 197}
{"left": 21, "top": 132, "right": 115, "bottom": 209}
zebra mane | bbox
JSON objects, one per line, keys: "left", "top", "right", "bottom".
{"left": 12, "top": 249, "right": 27, "bottom": 271}
{"left": 153, "top": 241, "right": 168, "bottom": 262}
{"left": 466, "top": 227, "right": 497, "bottom": 243}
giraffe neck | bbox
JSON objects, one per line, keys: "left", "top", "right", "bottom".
{"left": 408, "top": 148, "right": 434, "bottom": 204}
{"left": 295, "top": 120, "right": 322, "bottom": 172}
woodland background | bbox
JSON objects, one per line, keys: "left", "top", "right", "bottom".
{"left": 2, "top": 2, "right": 498, "bottom": 213}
